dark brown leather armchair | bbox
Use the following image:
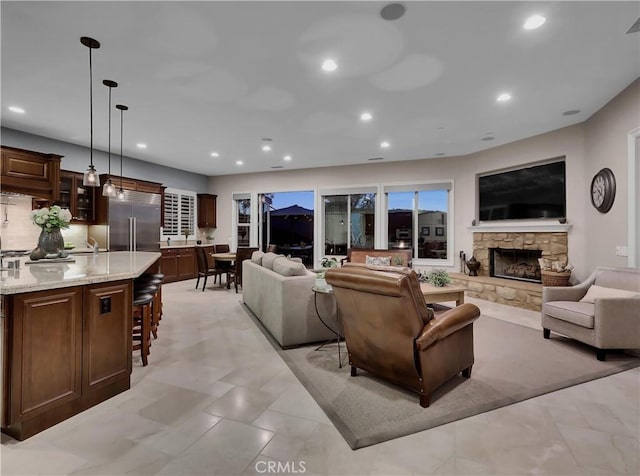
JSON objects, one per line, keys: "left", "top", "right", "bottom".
{"left": 325, "top": 265, "right": 480, "bottom": 407}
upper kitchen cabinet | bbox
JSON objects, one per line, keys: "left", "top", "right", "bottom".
{"left": 98, "top": 174, "right": 163, "bottom": 194}
{"left": 197, "top": 194, "right": 217, "bottom": 228}
{"left": 1, "top": 146, "right": 62, "bottom": 201}
{"left": 58, "top": 170, "right": 95, "bottom": 223}
{"left": 94, "top": 174, "right": 164, "bottom": 225}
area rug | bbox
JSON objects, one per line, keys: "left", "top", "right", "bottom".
{"left": 274, "top": 314, "right": 640, "bottom": 449}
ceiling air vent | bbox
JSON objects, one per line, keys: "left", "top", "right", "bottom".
{"left": 368, "top": 157, "right": 384, "bottom": 161}
{"left": 627, "top": 17, "right": 640, "bottom": 33}
{"left": 270, "top": 165, "right": 284, "bottom": 169}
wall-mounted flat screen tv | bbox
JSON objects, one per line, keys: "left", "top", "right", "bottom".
{"left": 478, "top": 160, "right": 566, "bottom": 221}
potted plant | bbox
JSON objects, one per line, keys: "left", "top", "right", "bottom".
{"left": 315, "top": 257, "right": 338, "bottom": 288}
{"left": 418, "top": 268, "right": 451, "bottom": 287}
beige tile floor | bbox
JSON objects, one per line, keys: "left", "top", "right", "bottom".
{"left": 1, "top": 279, "right": 638, "bottom": 475}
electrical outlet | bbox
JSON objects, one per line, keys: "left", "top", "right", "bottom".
{"left": 615, "top": 246, "right": 628, "bottom": 257}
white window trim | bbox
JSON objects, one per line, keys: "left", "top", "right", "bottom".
{"left": 161, "top": 187, "right": 198, "bottom": 241}
{"left": 319, "top": 186, "right": 379, "bottom": 258}
{"left": 232, "top": 192, "right": 252, "bottom": 249}
{"left": 383, "top": 180, "right": 455, "bottom": 268}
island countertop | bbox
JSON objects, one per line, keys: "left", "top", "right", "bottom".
{"left": 0, "top": 251, "right": 161, "bottom": 295}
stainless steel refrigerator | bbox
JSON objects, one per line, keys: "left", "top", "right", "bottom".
{"left": 107, "top": 190, "right": 161, "bottom": 251}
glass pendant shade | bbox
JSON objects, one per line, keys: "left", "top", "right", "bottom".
{"left": 117, "top": 188, "right": 125, "bottom": 201}
{"left": 102, "top": 178, "right": 116, "bottom": 197}
{"left": 83, "top": 164, "right": 100, "bottom": 186}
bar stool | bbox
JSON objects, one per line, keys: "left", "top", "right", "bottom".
{"left": 137, "top": 274, "right": 164, "bottom": 325}
{"left": 136, "top": 284, "right": 159, "bottom": 339}
{"left": 132, "top": 292, "right": 153, "bottom": 366}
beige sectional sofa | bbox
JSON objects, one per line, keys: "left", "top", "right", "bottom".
{"left": 242, "top": 252, "right": 336, "bottom": 348}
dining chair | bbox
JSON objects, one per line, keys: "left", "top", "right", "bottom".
{"left": 234, "top": 247, "right": 258, "bottom": 293}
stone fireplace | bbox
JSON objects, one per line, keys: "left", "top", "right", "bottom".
{"left": 451, "top": 230, "right": 570, "bottom": 311}
{"left": 473, "top": 231, "right": 568, "bottom": 277}
{"left": 489, "top": 248, "right": 542, "bottom": 283}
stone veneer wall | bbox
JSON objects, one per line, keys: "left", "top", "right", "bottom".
{"left": 472, "top": 232, "right": 569, "bottom": 276}
{"left": 451, "top": 273, "right": 543, "bottom": 311}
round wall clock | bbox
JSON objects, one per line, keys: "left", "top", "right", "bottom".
{"left": 590, "top": 167, "right": 616, "bottom": 213}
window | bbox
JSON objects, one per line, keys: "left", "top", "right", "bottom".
{"left": 162, "top": 188, "right": 197, "bottom": 239}
{"left": 235, "top": 195, "right": 251, "bottom": 247}
{"left": 385, "top": 183, "right": 452, "bottom": 263}
{"left": 320, "top": 189, "right": 376, "bottom": 255}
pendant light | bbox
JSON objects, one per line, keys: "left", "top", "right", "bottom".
{"left": 116, "top": 104, "right": 128, "bottom": 201}
{"left": 81, "top": 37, "right": 101, "bottom": 187}
{"left": 102, "top": 80, "right": 118, "bottom": 197}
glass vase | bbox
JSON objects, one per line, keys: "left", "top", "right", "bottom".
{"left": 38, "top": 227, "right": 64, "bottom": 256}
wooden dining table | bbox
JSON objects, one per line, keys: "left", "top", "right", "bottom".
{"left": 210, "top": 252, "right": 236, "bottom": 288}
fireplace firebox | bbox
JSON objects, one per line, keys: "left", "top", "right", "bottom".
{"left": 489, "top": 248, "right": 542, "bottom": 283}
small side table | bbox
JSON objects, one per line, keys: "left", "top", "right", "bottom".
{"left": 312, "top": 285, "right": 344, "bottom": 368}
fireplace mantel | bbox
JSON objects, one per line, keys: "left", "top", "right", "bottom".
{"left": 467, "top": 223, "right": 572, "bottom": 233}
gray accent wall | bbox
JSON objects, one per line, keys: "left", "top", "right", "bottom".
{"left": 1, "top": 127, "right": 209, "bottom": 192}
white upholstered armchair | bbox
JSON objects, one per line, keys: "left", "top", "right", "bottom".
{"left": 542, "top": 267, "right": 640, "bottom": 360}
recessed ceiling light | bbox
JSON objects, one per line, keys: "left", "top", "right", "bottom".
{"left": 380, "top": 141, "right": 390, "bottom": 149}
{"left": 136, "top": 143, "right": 147, "bottom": 149}
{"left": 360, "top": 112, "right": 373, "bottom": 122}
{"left": 236, "top": 160, "right": 243, "bottom": 166}
{"left": 321, "top": 58, "right": 338, "bottom": 72}
{"left": 261, "top": 138, "right": 273, "bottom": 152}
{"left": 562, "top": 109, "right": 581, "bottom": 116}
{"left": 496, "top": 93, "right": 512, "bottom": 102}
{"left": 283, "top": 155, "right": 292, "bottom": 161}
{"left": 8, "top": 106, "right": 25, "bottom": 114}
{"left": 210, "top": 151, "right": 220, "bottom": 158}
{"left": 523, "top": 14, "right": 546, "bottom": 30}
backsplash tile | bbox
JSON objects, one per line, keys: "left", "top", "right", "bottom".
{"left": 0, "top": 196, "right": 88, "bottom": 250}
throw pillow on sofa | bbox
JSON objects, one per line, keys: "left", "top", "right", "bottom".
{"left": 578, "top": 284, "right": 640, "bottom": 303}
{"left": 263, "top": 252, "right": 285, "bottom": 270}
{"left": 366, "top": 255, "right": 391, "bottom": 266}
{"left": 251, "top": 250, "right": 265, "bottom": 265}
{"left": 273, "top": 257, "right": 308, "bottom": 277}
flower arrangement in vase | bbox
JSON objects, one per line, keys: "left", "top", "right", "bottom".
{"left": 30, "top": 205, "right": 72, "bottom": 259}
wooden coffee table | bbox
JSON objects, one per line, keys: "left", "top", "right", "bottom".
{"left": 420, "top": 282, "right": 466, "bottom": 306}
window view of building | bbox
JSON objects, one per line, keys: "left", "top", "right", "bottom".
{"left": 323, "top": 193, "right": 375, "bottom": 254}
{"left": 387, "top": 188, "right": 449, "bottom": 261}
{"left": 260, "top": 191, "right": 314, "bottom": 264}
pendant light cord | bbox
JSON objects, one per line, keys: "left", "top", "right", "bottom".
{"left": 107, "top": 86, "right": 111, "bottom": 175}
{"left": 120, "top": 108, "right": 124, "bottom": 190}
{"left": 89, "top": 46, "right": 94, "bottom": 167}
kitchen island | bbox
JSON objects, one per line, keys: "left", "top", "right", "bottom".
{"left": 1, "top": 251, "right": 160, "bottom": 440}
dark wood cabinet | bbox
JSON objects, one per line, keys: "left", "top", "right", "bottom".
{"left": 3, "top": 287, "right": 83, "bottom": 429}
{"left": 2, "top": 280, "right": 132, "bottom": 440}
{"left": 197, "top": 194, "right": 217, "bottom": 228}
{"left": 161, "top": 247, "right": 197, "bottom": 282}
{"left": 83, "top": 282, "right": 131, "bottom": 394}
{"left": 99, "top": 174, "right": 163, "bottom": 194}
{"left": 58, "top": 170, "right": 95, "bottom": 223}
{"left": 178, "top": 248, "right": 196, "bottom": 280}
{"left": 1, "top": 145, "right": 62, "bottom": 200}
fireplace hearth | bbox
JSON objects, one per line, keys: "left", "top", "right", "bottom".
{"left": 490, "top": 248, "right": 542, "bottom": 283}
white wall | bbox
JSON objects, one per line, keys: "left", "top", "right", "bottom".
{"left": 209, "top": 79, "right": 640, "bottom": 282}
{"left": 584, "top": 79, "right": 640, "bottom": 271}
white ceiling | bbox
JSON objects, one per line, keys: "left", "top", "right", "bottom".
{"left": 2, "top": 1, "right": 639, "bottom": 176}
